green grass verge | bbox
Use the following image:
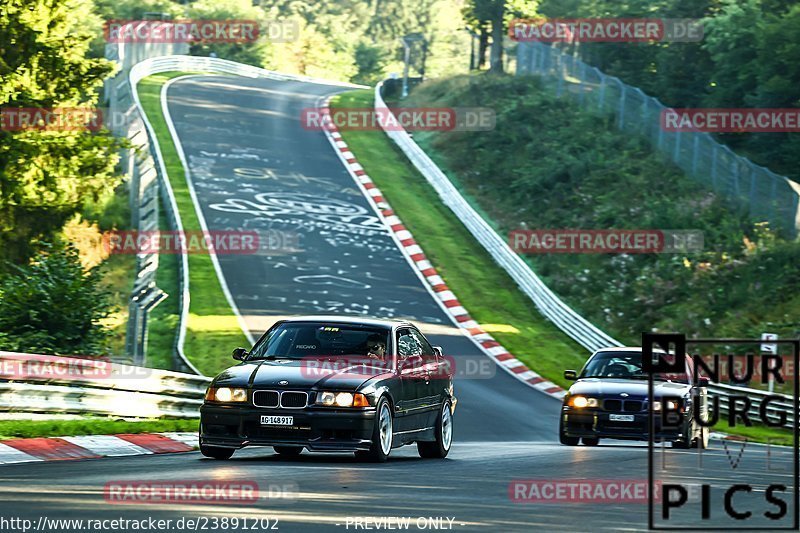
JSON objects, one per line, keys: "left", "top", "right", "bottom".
{"left": 400, "top": 74, "right": 800, "bottom": 347}
{"left": 137, "top": 73, "right": 249, "bottom": 376}
{"left": 714, "top": 422, "right": 794, "bottom": 447}
{"left": 80, "top": 183, "right": 136, "bottom": 359}
{"left": 99, "top": 253, "right": 136, "bottom": 357}
{"left": 331, "top": 90, "right": 587, "bottom": 389}
{"left": 0, "top": 418, "right": 198, "bottom": 440}
{"left": 144, "top": 201, "right": 181, "bottom": 371}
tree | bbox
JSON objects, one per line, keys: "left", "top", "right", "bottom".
{"left": 465, "top": 0, "right": 538, "bottom": 74}
{"left": 186, "top": 0, "right": 274, "bottom": 67}
{"left": 464, "top": 0, "right": 506, "bottom": 73}
{"left": 0, "top": 244, "right": 111, "bottom": 354}
{"left": 701, "top": 0, "right": 762, "bottom": 109}
{"left": 0, "top": 0, "right": 123, "bottom": 266}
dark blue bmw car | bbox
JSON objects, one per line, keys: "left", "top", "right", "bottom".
{"left": 559, "top": 347, "right": 709, "bottom": 448}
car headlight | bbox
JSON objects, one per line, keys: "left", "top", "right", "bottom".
{"left": 569, "top": 396, "right": 598, "bottom": 408}
{"left": 205, "top": 387, "right": 247, "bottom": 403}
{"left": 316, "top": 391, "right": 369, "bottom": 407}
{"left": 652, "top": 400, "right": 679, "bottom": 411}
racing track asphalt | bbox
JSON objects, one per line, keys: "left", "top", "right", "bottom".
{"left": 0, "top": 76, "right": 794, "bottom": 533}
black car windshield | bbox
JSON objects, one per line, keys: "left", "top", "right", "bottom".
{"left": 580, "top": 351, "right": 689, "bottom": 383}
{"left": 247, "top": 322, "right": 391, "bottom": 361}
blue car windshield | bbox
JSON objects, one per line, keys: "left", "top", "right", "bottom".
{"left": 247, "top": 323, "right": 390, "bottom": 361}
{"left": 580, "top": 352, "right": 689, "bottom": 383}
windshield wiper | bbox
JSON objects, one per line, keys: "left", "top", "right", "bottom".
{"left": 247, "top": 354, "right": 295, "bottom": 361}
{"left": 630, "top": 374, "right": 667, "bottom": 381}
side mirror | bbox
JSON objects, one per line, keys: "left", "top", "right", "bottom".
{"left": 698, "top": 377, "right": 710, "bottom": 387}
{"left": 564, "top": 370, "right": 577, "bottom": 381}
{"left": 232, "top": 347, "right": 248, "bottom": 361}
{"left": 433, "top": 346, "right": 443, "bottom": 357}
{"left": 400, "top": 355, "right": 423, "bottom": 369}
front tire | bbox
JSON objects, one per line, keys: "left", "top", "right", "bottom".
{"left": 582, "top": 437, "right": 600, "bottom": 446}
{"left": 559, "top": 418, "right": 579, "bottom": 446}
{"left": 362, "top": 397, "right": 393, "bottom": 462}
{"left": 200, "top": 445, "right": 234, "bottom": 460}
{"left": 418, "top": 399, "right": 453, "bottom": 459}
{"left": 672, "top": 419, "right": 694, "bottom": 449}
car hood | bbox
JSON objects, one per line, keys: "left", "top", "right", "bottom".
{"left": 568, "top": 378, "right": 691, "bottom": 399}
{"left": 212, "top": 359, "right": 393, "bottom": 390}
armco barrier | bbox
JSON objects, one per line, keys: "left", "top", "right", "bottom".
{"left": 105, "top": 26, "right": 186, "bottom": 369}
{"left": 122, "top": 54, "right": 365, "bottom": 374}
{"left": 0, "top": 351, "right": 210, "bottom": 418}
{"left": 374, "top": 81, "right": 621, "bottom": 353}
{"left": 516, "top": 41, "right": 800, "bottom": 236}
{"left": 374, "top": 82, "right": 797, "bottom": 427}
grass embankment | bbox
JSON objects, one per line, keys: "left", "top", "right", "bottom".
{"left": 137, "top": 73, "right": 249, "bottom": 376}
{"left": 713, "top": 422, "right": 794, "bottom": 447}
{"left": 402, "top": 74, "right": 800, "bottom": 347}
{"left": 394, "top": 73, "right": 798, "bottom": 443}
{"left": 143, "top": 205, "right": 181, "bottom": 371}
{"left": 331, "top": 90, "right": 587, "bottom": 389}
{"left": 333, "top": 82, "right": 796, "bottom": 443}
{"left": 97, "top": 191, "right": 177, "bottom": 370}
{"left": 69, "top": 180, "right": 139, "bottom": 360}
{"left": 0, "top": 418, "right": 198, "bottom": 440}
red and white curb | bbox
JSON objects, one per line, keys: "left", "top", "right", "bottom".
{"left": 0, "top": 432, "right": 197, "bottom": 465}
{"left": 319, "top": 96, "right": 566, "bottom": 400}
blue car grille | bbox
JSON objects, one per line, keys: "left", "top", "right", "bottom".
{"left": 603, "top": 399, "right": 644, "bottom": 412}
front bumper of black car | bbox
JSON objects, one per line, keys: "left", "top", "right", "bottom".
{"left": 200, "top": 404, "right": 377, "bottom": 451}
{"left": 561, "top": 407, "right": 687, "bottom": 441}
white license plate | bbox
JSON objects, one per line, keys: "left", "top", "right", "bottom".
{"left": 609, "top": 414, "right": 635, "bottom": 422}
{"left": 261, "top": 415, "right": 293, "bottom": 426}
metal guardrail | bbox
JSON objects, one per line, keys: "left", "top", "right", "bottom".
{"left": 105, "top": 31, "right": 187, "bottom": 369}
{"left": 708, "top": 382, "right": 795, "bottom": 430}
{"left": 0, "top": 351, "right": 210, "bottom": 418}
{"left": 516, "top": 41, "right": 800, "bottom": 236}
{"left": 128, "top": 54, "right": 368, "bottom": 88}
{"left": 114, "top": 51, "right": 366, "bottom": 375}
{"left": 374, "top": 81, "right": 621, "bottom": 353}
{"left": 376, "top": 81, "right": 798, "bottom": 429}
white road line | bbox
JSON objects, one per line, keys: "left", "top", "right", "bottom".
{"left": 162, "top": 75, "right": 256, "bottom": 346}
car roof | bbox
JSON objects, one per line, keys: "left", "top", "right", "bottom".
{"left": 278, "top": 315, "right": 412, "bottom": 329}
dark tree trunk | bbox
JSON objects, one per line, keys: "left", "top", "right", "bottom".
{"left": 489, "top": 4, "right": 504, "bottom": 73}
{"left": 478, "top": 24, "right": 489, "bottom": 69}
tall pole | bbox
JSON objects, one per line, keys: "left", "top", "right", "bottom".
{"left": 402, "top": 39, "right": 411, "bottom": 99}
{"left": 466, "top": 28, "right": 478, "bottom": 71}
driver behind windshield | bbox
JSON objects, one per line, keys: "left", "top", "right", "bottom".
{"left": 581, "top": 352, "right": 689, "bottom": 382}
{"left": 365, "top": 333, "right": 386, "bottom": 361}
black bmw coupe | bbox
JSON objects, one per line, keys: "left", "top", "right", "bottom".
{"left": 199, "top": 316, "right": 456, "bottom": 462}
{"left": 559, "top": 347, "right": 709, "bottom": 448}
